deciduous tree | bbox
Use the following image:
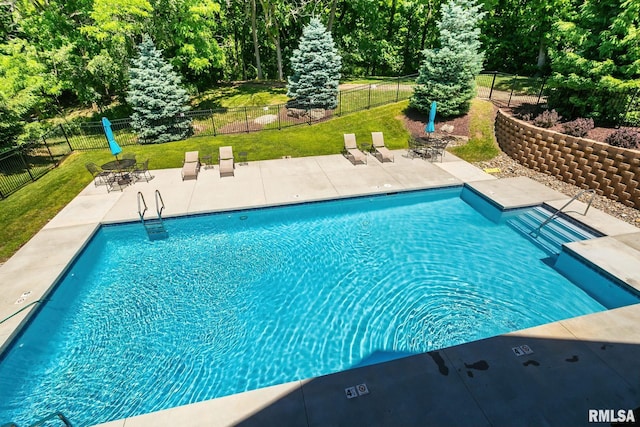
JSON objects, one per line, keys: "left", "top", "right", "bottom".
{"left": 547, "top": 0, "right": 640, "bottom": 124}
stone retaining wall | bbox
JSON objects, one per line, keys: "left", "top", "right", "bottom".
{"left": 495, "top": 110, "right": 640, "bottom": 209}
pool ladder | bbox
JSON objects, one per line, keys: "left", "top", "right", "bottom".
{"left": 138, "top": 190, "right": 168, "bottom": 240}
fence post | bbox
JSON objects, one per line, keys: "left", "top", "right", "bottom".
{"left": 42, "top": 135, "right": 55, "bottom": 164}
{"left": 210, "top": 111, "right": 217, "bottom": 136}
{"left": 339, "top": 91, "right": 342, "bottom": 116}
{"left": 19, "top": 149, "right": 34, "bottom": 181}
{"left": 396, "top": 76, "right": 400, "bottom": 102}
{"left": 368, "top": 84, "right": 372, "bottom": 109}
{"left": 59, "top": 124, "right": 72, "bottom": 151}
{"left": 244, "top": 107, "right": 249, "bottom": 132}
{"left": 277, "top": 104, "right": 282, "bottom": 130}
{"left": 489, "top": 72, "right": 497, "bottom": 100}
{"left": 536, "top": 77, "right": 546, "bottom": 105}
{"left": 621, "top": 88, "right": 639, "bottom": 127}
{"left": 507, "top": 74, "right": 517, "bottom": 107}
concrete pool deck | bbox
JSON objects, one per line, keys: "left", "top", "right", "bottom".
{"left": 1, "top": 150, "right": 639, "bottom": 426}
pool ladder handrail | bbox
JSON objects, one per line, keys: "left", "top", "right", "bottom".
{"left": 530, "top": 189, "right": 596, "bottom": 237}
{"left": 2, "top": 411, "right": 73, "bottom": 427}
{"left": 155, "top": 189, "right": 165, "bottom": 219}
{"left": 137, "top": 191, "right": 148, "bottom": 223}
{"left": 0, "top": 299, "right": 46, "bottom": 325}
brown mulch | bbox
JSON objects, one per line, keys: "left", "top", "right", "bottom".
{"left": 402, "top": 108, "right": 471, "bottom": 141}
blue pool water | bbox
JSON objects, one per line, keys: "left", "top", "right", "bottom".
{"left": 0, "top": 187, "right": 634, "bottom": 426}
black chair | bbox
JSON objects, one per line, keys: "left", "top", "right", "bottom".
{"left": 121, "top": 153, "right": 137, "bottom": 172}
{"left": 428, "top": 140, "right": 449, "bottom": 162}
{"left": 132, "top": 159, "right": 151, "bottom": 182}
{"left": 85, "top": 163, "right": 112, "bottom": 186}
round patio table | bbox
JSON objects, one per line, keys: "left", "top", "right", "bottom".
{"left": 101, "top": 159, "right": 136, "bottom": 171}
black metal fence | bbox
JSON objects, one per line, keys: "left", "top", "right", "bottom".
{"left": 0, "top": 75, "right": 416, "bottom": 198}
{"left": 0, "top": 138, "right": 71, "bottom": 199}
{"left": 477, "top": 71, "right": 640, "bottom": 128}
{"left": 476, "top": 71, "right": 548, "bottom": 108}
{"left": 52, "top": 74, "right": 418, "bottom": 151}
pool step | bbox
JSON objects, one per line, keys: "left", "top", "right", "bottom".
{"left": 144, "top": 219, "right": 168, "bottom": 240}
{"left": 507, "top": 206, "right": 599, "bottom": 256}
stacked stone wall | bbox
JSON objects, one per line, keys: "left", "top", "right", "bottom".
{"left": 495, "top": 110, "right": 640, "bottom": 209}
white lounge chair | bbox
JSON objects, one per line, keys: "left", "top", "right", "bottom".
{"left": 371, "top": 132, "right": 394, "bottom": 162}
{"left": 181, "top": 151, "right": 200, "bottom": 180}
{"left": 343, "top": 134, "right": 367, "bottom": 165}
{"left": 219, "top": 146, "right": 234, "bottom": 177}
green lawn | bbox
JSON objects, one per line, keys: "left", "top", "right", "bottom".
{"left": 450, "top": 99, "right": 500, "bottom": 162}
{"left": 476, "top": 74, "right": 545, "bottom": 95}
{"left": 191, "top": 81, "right": 289, "bottom": 110}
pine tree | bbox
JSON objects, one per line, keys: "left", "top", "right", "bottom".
{"left": 287, "top": 18, "right": 342, "bottom": 110}
{"left": 410, "top": 0, "right": 485, "bottom": 118}
{"left": 127, "top": 35, "right": 192, "bottom": 144}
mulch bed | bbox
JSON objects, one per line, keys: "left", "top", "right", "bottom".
{"left": 403, "top": 107, "right": 471, "bottom": 141}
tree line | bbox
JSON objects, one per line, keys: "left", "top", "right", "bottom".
{"left": 1, "top": 0, "right": 639, "bottom": 146}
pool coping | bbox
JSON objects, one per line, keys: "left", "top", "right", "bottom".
{"left": 1, "top": 150, "right": 639, "bottom": 426}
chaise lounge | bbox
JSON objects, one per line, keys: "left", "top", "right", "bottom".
{"left": 371, "top": 132, "right": 394, "bottom": 162}
{"left": 343, "top": 134, "right": 367, "bottom": 165}
{"left": 219, "top": 146, "right": 235, "bottom": 177}
{"left": 182, "top": 151, "right": 200, "bottom": 180}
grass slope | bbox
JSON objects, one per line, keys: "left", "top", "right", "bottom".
{"left": 450, "top": 99, "right": 499, "bottom": 162}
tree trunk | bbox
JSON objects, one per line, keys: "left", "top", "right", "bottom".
{"left": 402, "top": 7, "right": 415, "bottom": 73}
{"left": 420, "top": 1, "right": 434, "bottom": 51}
{"left": 275, "top": 30, "right": 283, "bottom": 81}
{"left": 327, "top": 0, "right": 338, "bottom": 32}
{"left": 386, "top": 0, "right": 397, "bottom": 39}
{"left": 251, "top": 0, "right": 263, "bottom": 79}
{"left": 537, "top": 39, "right": 546, "bottom": 70}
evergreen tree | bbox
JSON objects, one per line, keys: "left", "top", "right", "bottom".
{"left": 127, "top": 35, "right": 192, "bottom": 144}
{"left": 410, "top": 0, "right": 485, "bottom": 117}
{"left": 287, "top": 18, "right": 341, "bottom": 110}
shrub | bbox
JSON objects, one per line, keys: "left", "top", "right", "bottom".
{"left": 562, "top": 118, "right": 594, "bottom": 137}
{"left": 605, "top": 128, "right": 640, "bottom": 149}
{"left": 533, "top": 109, "right": 561, "bottom": 128}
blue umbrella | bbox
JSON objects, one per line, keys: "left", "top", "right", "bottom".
{"left": 425, "top": 101, "right": 437, "bottom": 135}
{"left": 102, "top": 117, "right": 122, "bottom": 158}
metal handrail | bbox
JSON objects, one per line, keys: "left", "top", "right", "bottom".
{"left": 137, "top": 191, "right": 147, "bottom": 223}
{"left": 0, "top": 299, "right": 46, "bottom": 325}
{"left": 531, "top": 189, "right": 596, "bottom": 236}
{"left": 155, "top": 190, "right": 165, "bottom": 219}
{"left": 28, "top": 412, "right": 73, "bottom": 427}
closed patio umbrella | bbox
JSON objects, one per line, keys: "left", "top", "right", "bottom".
{"left": 425, "top": 101, "right": 437, "bottom": 137}
{"left": 102, "top": 117, "right": 122, "bottom": 159}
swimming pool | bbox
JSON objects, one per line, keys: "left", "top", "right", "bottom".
{"left": 0, "top": 187, "right": 636, "bottom": 426}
